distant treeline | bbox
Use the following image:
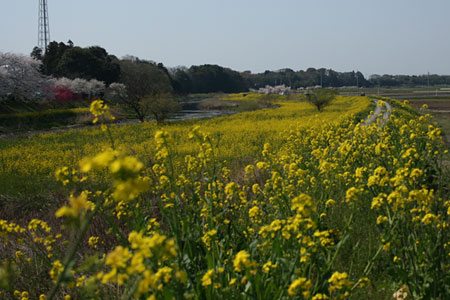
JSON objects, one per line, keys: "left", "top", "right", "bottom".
{"left": 367, "top": 74, "right": 450, "bottom": 87}
{"left": 32, "top": 41, "right": 450, "bottom": 95}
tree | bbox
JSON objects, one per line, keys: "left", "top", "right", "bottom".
{"left": 84, "top": 79, "right": 106, "bottom": 99}
{"left": 106, "top": 58, "right": 178, "bottom": 122}
{"left": 141, "top": 93, "right": 180, "bottom": 123}
{"left": 306, "top": 89, "right": 337, "bottom": 112}
{"left": 42, "top": 41, "right": 69, "bottom": 75}
{"left": 171, "top": 66, "right": 192, "bottom": 94}
{"left": 51, "top": 85, "right": 74, "bottom": 102}
{"left": 55, "top": 46, "right": 121, "bottom": 84}
{"left": 30, "top": 47, "right": 43, "bottom": 61}
{"left": 40, "top": 42, "right": 120, "bottom": 84}
{"left": 53, "top": 77, "right": 105, "bottom": 99}
{"left": 187, "top": 64, "right": 248, "bottom": 93}
{"left": 105, "top": 82, "right": 127, "bottom": 104}
{"left": 0, "top": 52, "right": 51, "bottom": 101}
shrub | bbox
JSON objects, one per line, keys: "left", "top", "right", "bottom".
{"left": 306, "top": 89, "right": 338, "bottom": 111}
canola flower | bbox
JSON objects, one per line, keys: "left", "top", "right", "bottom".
{"left": 55, "top": 191, "right": 94, "bottom": 219}
{"left": 288, "top": 277, "right": 312, "bottom": 297}
{"left": 89, "top": 99, "right": 115, "bottom": 130}
{"left": 328, "top": 271, "right": 351, "bottom": 293}
{"left": 0, "top": 95, "right": 449, "bottom": 299}
{"left": 233, "top": 250, "right": 252, "bottom": 272}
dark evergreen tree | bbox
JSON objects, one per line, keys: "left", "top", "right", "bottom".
{"left": 55, "top": 46, "right": 120, "bottom": 84}
{"left": 30, "top": 47, "right": 43, "bottom": 61}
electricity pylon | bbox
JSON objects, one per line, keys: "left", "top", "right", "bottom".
{"left": 38, "top": 0, "right": 50, "bottom": 52}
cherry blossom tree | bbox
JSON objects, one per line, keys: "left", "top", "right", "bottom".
{"left": 53, "top": 77, "right": 105, "bottom": 99}
{"left": 0, "top": 52, "right": 51, "bottom": 101}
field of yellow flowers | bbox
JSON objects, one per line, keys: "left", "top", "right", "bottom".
{"left": 1, "top": 94, "right": 449, "bottom": 299}
{"left": 0, "top": 95, "right": 368, "bottom": 205}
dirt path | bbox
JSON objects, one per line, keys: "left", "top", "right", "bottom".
{"left": 362, "top": 99, "right": 392, "bottom": 126}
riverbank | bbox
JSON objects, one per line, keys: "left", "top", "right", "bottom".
{"left": 0, "top": 93, "right": 281, "bottom": 139}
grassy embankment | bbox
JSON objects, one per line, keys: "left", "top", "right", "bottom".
{"left": 2, "top": 94, "right": 449, "bottom": 299}
{"left": 0, "top": 95, "right": 370, "bottom": 213}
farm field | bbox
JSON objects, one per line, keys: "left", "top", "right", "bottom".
{"left": 406, "top": 97, "right": 450, "bottom": 147}
{"left": 339, "top": 86, "right": 450, "bottom": 97}
{"left": 1, "top": 94, "right": 450, "bottom": 299}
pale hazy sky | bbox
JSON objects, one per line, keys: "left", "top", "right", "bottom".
{"left": 1, "top": 0, "right": 450, "bottom": 76}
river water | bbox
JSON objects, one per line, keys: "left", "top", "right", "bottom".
{"left": 168, "top": 109, "right": 234, "bottom": 121}
{"left": 0, "top": 101, "right": 234, "bottom": 139}
{"left": 167, "top": 100, "right": 235, "bottom": 121}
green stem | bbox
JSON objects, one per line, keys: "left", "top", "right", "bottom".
{"left": 362, "top": 244, "right": 383, "bottom": 276}
{"left": 327, "top": 212, "right": 353, "bottom": 269}
{"left": 121, "top": 275, "right": 142, "bottom": 300}
{"left": 98, "top": 208, "right": 128, "bottom": 245}
{"left": 106, "top": 125, "right": 116, "bottom": 150}
{"left": 47, "top": 200, "right": 103, "bottom": 300}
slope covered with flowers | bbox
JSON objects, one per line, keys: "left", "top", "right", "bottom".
{"left": 1, "top": 96, "right": 449, "bottom": 299}
{"left": 0, "top": 95, "right": 368, "bottom": 199}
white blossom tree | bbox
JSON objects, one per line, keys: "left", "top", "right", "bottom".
{"left": 105, "top": 82, "right": 127, "bottom": 104}
{"left": 53, "top": 77, "right": 105, "bottom": 99}
{"left": 70, "top": 78, "right": 89, "bottom": 94}
{"left": 52, "top": 77, "right": 73, "bottom": 88}
{"left": 85, "top": 79, "right": 105, "bottom": 99}
{"left": 0, "top": 52, "right": 51, "bottom": 101}
{"left": 257, "top": 84, "right": 291, "bottom": 95}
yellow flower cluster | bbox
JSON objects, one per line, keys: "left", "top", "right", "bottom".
{"left": 328, "top": 271, "right": 351, "bottom": 293}
{"left": 233, "top": 250, "right": 252, "bottom": 272}
{"left": 89, "top": 99, "right": 115, "bottom": 129}
{"left": 55, "top": 191, "right": 94, "bottom": 218}
{"left": 96, "top": 230, "right": 183, "bottom": 298}
{"left": 201, "top": 229, "right": 217, "bottom": 250}
{"left": 79, "top": 149, "right": 149, "bottom": 202}
{"left": 288, "top": 277, "right": 312, "bottom": 297}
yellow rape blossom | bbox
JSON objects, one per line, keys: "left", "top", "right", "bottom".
{"left": 55, "top": 191, "right": 94, "bottom": 218}
{"left": 233, "top": 250, "right": 251, "bottom": 272}
{"left": 201, "top": 269, "right": 214, "bottom": 286}
{"left": 328, "top": 271, "right": 351, "bottom": 293}
{"left": 288, "top": 277, "right": 312, "bottom": 297}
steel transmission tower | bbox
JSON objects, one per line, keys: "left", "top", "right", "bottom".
{"left": 38, "top": 0, "right": 50, "bottom": 51}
